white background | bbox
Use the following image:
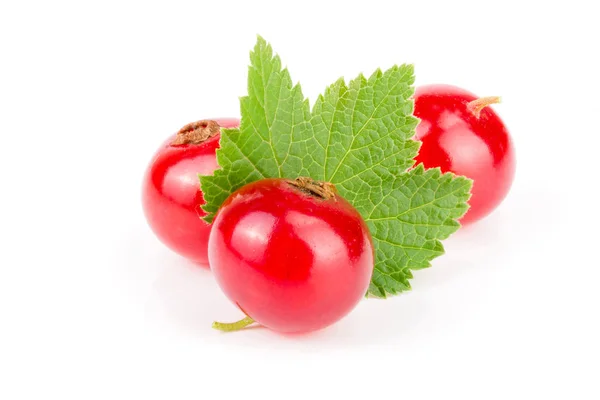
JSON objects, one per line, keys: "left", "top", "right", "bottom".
{"left": 1, "top": 1, "right": 598, "bottom": 399}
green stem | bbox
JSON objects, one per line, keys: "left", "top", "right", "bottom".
{"left": 212, "top": 316, "right": 256, "bottom": 332}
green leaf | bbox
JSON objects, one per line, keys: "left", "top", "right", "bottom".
{"left": 200, "top": 36, "right": 472, "bottom": 297}
{"left": 364, "top": 165, "right": 472, "bottom": 297}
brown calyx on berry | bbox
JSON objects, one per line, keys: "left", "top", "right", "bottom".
{"left": 171, "top": 119, "right": 221, "bottom": 145}
{"left": 466, "top": 96, "right": 501, "bottom": 118}
{"left": 287, "top": 177, "right": 337, "bottom": 200}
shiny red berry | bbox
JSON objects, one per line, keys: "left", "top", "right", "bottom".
{"left": 414, "top": 85, "right": 516, "bottom": 225}
{"left": 142, "top": 118, "right": 239, "bottom": 264}
{"left": 209, "top": 178, "right": 374, "bottom": 333}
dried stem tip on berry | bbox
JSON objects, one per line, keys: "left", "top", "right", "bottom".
{"left": 286, "top": 177, "right": 337, "bottom": 200}
{"left": 172, "top": 119, "right": 221, "bottom": 145}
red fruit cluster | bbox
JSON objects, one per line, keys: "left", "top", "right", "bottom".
{"left": 141, "top": 85, "right": 515, "bottom": 333}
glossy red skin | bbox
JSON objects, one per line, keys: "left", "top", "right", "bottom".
{"left": 209, "top": 179, "right": 374, "bottom": 333}
{"left": 142, "top": 118, "right": 239, "bottom": 264}
{"left": 414, "top": 85, "right": 516, "bottom": 225}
